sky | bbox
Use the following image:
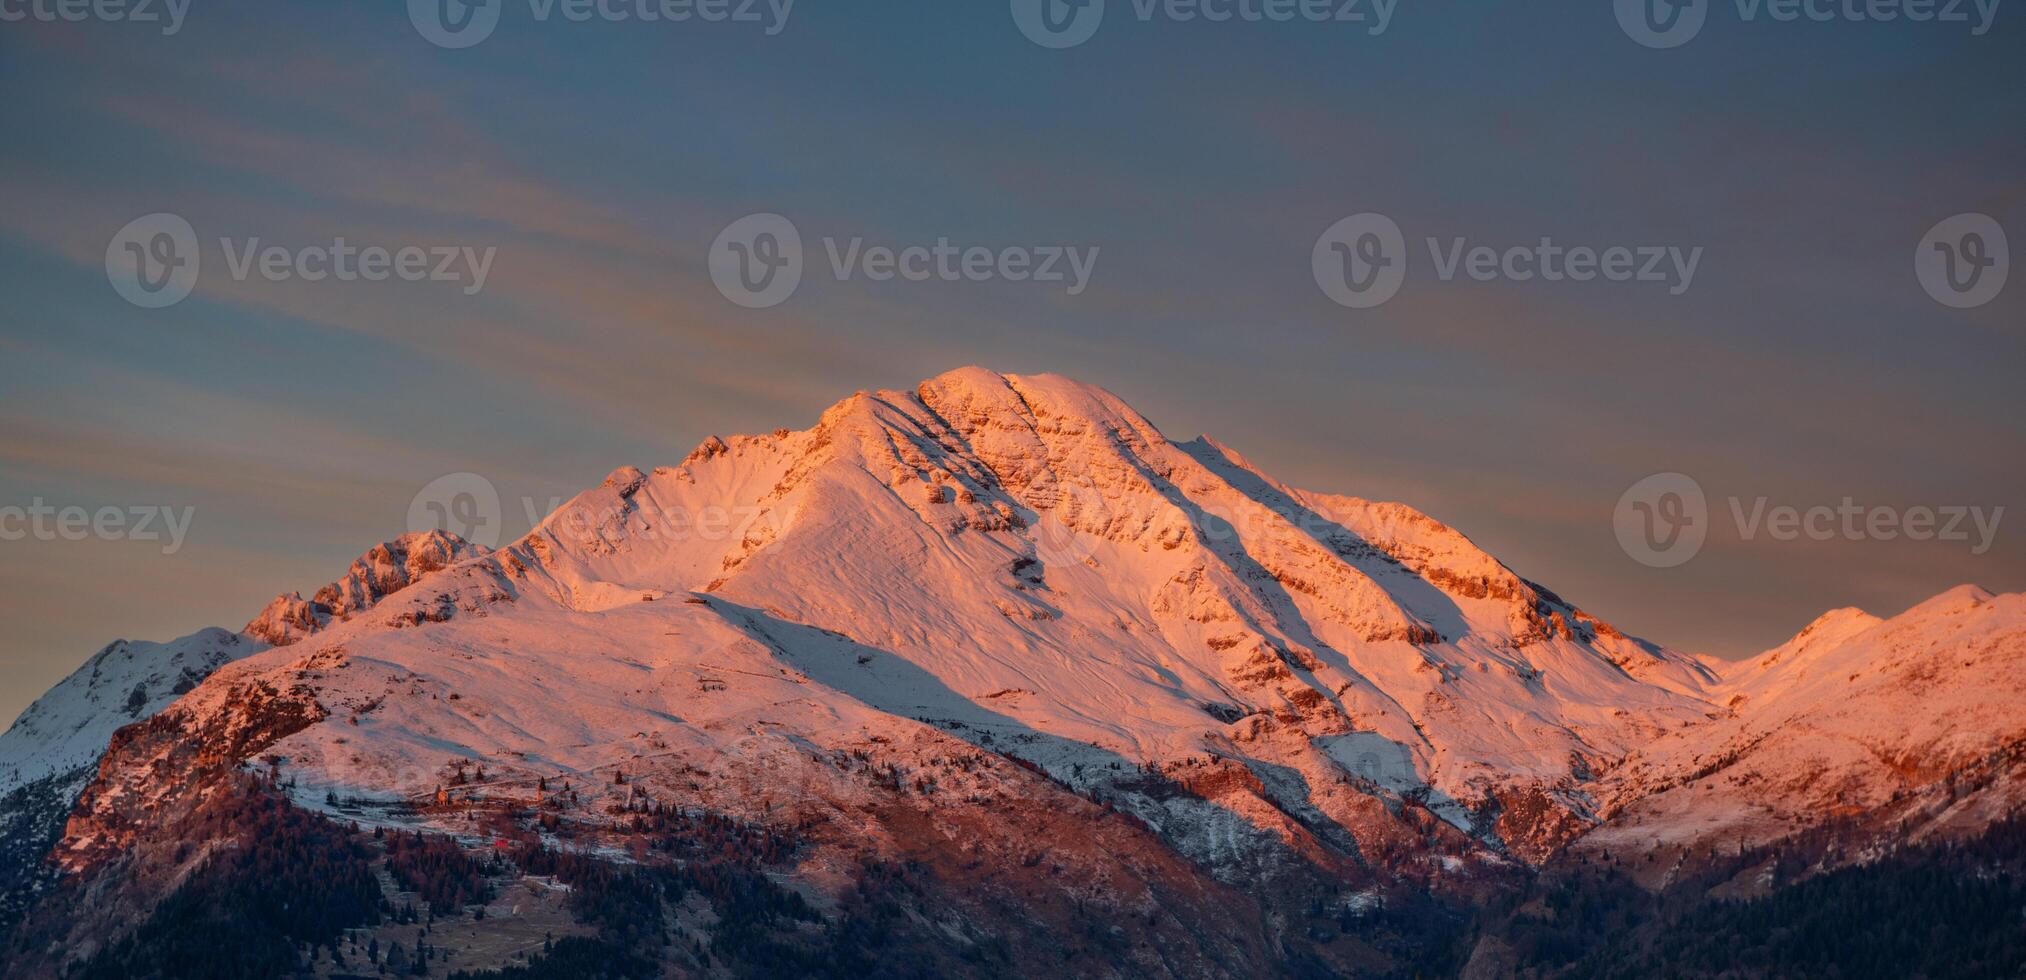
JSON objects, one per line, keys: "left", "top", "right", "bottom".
{"left": 0, "top": 0, "right": 2021, "bottom": 727}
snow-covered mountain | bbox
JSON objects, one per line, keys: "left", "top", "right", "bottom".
{"left": 4, "top": 368, "right": 2021, "bottom": 976}
{"left": 1581, "top": 584, "right": 2026, "bottom": 875}
{"left": 0, "top": 629, "right": 256, "bottom": 797}
{"left": 0, "top": 628, "right": 264, "bottom": 929}
{"left": 49, "top": 371, "right": 1716, "bottom": 866}
{"left": 0, "top": 531, "right": 486, "bottom": 800}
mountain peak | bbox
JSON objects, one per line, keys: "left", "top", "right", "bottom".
{"left": 0, "top": 627, "right": 258, "bottom": 792}
{"left": 389, "top": 366, "right": 1732, "bottom": 856}
{"left": 1594, "top": 581, "right": 2026, "bottom": 860}
{"left": 918, "top": 363, "right": 1014, "bottom": 396}
{"left": 915, "top": 368, "right": 1167, "bottom": 445}
{"left": 9, "top": 369, "right": 2024, "bottom": 979}
{"left": 1902, "top": 582, "right": 1996, "bottom": 618}
{"left": 1771, "top": 605, "right": 1880, "bottom": 656}
{"left": 1719, "top": 604, "right": 1885, "bottom": 694}
{"left": 244, "top": 529, "right": 488, "bottom": 646}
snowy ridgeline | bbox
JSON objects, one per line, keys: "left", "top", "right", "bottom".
{"left": 9, "top": 369, "right": 2024, "bottom": 875}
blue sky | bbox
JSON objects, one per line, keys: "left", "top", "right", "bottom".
{"left": 0, "top": 0, "right": 2020, "bottom": 725}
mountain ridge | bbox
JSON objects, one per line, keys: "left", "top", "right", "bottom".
{"left": 2, "top": 367, "right": 2019, "bottom": 977}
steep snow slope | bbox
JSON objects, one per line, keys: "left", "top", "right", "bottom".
{"left": 0, "top": 628, "right": 262, "bottom": 927}
{"left": 59, "top": 369, "right": 1737, "bottom": 876}
{"left": 1583, "top": 585, "right": 2026, "bottom": 861}
{"left": 0, "top": 629, "right": 257, "bottom": 795}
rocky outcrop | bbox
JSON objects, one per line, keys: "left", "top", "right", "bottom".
{"left": 244, "top": 530, "right": 487, "bottom": 646}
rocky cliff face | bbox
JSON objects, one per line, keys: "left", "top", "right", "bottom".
{"left": 243, "top": 530, "right": 491, "bottom": 647}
